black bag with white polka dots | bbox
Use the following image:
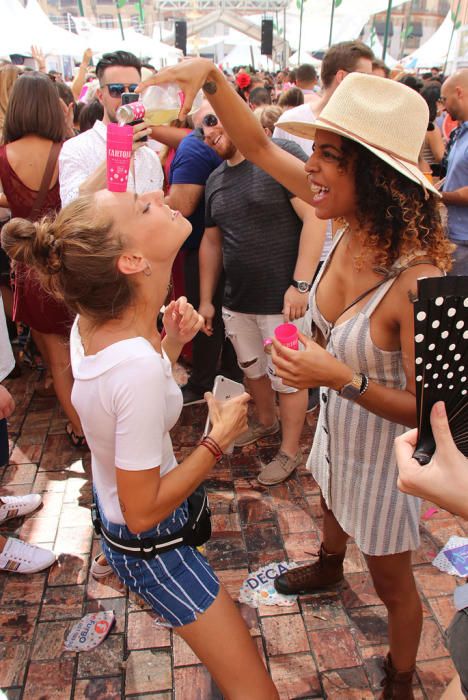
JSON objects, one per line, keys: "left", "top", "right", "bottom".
{"left": 413, "top": 275, "right": 468, "bottom": 465}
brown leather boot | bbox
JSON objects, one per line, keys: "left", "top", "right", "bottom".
{"left": 274, "top": 544, "right": 345, "bottom": 595}
{"left": 379, "top": 653, "right": 415, "bottom": 699}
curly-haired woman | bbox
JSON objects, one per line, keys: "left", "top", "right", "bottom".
{"left": 137, "top": 64, "right": 454, "bottom": 698}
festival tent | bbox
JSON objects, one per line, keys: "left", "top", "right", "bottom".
{"left": 401, "top": 12, "right": 458, "bottom": 69}
{"left": 288, "top": 50, "right": 321, "bottom": 67}
{"left": 25, "top": 0, "right": 86, "bottom": 57}
{"left": 73, "top": 17, "right": 181, "bottom": 66}
{"left": 0, "top": 0, "right": 34, "bottom": 57}
{"left": 285, "top": 0, "right": 409, "bottom": 52}
{"left": 223, "top": 42, "right": 264, "bottom": 69}
{"left": 365, "top": 33, "right": 398, "bottom": 67}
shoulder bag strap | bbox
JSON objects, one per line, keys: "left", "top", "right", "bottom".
{"left": 29, "top": 141, "right": 62, "bottom": 221}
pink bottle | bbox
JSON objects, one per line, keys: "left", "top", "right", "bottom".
{"left": 274, "top": 323, "right": 299, "bottom": 350}
{"left": 106, "top": 123, "right": 133, "bottom": 193}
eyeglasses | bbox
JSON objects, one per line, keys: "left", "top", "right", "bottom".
{"left": 438, "top": 96, "right": 447, "bottom": 105}
{"left": 101, "top": 83, "right": 138, "bottom": 98}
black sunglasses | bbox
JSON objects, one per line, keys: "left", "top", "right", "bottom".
{"left": 200, "top": 113, "right": 219, "bottom": 139}
{"left": 101, "top": 82, "right": 138, "bottom": 98}
{"left": 202, "top": 113, "right": 218, "bottom": 128}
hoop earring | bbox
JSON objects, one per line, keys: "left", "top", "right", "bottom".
{"left": 143, "top": 262, "right": 152, "bottom": 277}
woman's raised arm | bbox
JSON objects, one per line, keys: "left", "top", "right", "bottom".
{"left": 136, "top": 59, "right": 314, "bottom": 204}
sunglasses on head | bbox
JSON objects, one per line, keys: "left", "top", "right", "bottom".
{"left": 101, "top": 83, "right": 138, "bottom": 98}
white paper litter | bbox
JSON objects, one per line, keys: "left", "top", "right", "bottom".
{"left": 239, "top": 561, "right": 299, "bottom": 608}
{"left": 64, "top": 611, "right": 115, "bottom": 651}
{"left": 432, "top": 536, "right": 468, "bottom": 577}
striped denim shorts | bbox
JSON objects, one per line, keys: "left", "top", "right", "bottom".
{"left": 96, "top": 495, "right": 220, "bottom": 628}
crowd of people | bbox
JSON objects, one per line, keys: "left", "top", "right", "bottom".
{"left": 0, "top": 38, "right": 467, "bottom": 699}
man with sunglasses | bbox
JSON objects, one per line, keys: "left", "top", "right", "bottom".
{"left": 166, "top": 101, "right": 242, "bottom": 406}
{"left": 59, "top": 50, "right": 163, "bottom": 206}
{"left": 199, "top": 113, "right": 325, "bottom": 485}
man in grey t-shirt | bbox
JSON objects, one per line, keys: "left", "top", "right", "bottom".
{"left": 199, "top": 113, "right": 325, "bottom": 485}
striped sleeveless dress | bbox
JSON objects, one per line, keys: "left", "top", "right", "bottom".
{"left": 304, "top": 229, "right": 421, "bottom": 556}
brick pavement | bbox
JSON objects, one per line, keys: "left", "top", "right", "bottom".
{"left": 0, "top": 365, "right": 465, "bottom": 699}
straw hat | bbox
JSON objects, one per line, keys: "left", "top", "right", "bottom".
{"left": 277, "top": 72, "right": 439, "bottom": 197}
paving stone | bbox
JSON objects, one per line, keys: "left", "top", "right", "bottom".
{"left": 173, "top": 664, "right": 222, "bottom": 700}
{"left": 261, "top": 613, "right": 309, "bottom": 656}
{"left": 308, "top": 625, "right": 361, "bottom": 671}
{"left": 40, "top": 584, "right": 85, "bottom": 621}
{"left": 31, "top": 620, "right": 77, "bottom": 660}
{"left": 77, "top": 635, "right": 124, "bottom": 678}
{"left": 417, "top": 656, "right": 457, "bottom": 699}
{"left": 127, "top": 610, "right": 171, "bottom": 650}
{"left": 22, "top": 658, "right": 75, "bottom": 699}
{"left": 74, "top": 676, "right": 123, "bottom": 699}
{"left": 47, "top": 552, "right": 89, "bottom": 586}
{"left": 125, "top": 649, "right": 172, "bottom": 695}
{"left": 0, "top": 642, "right": 29, "bottom": 687}
{"left": 0, "top": 605, "right": 40, "bottom": 643}
{"left": 320, "top": 666, "right": 374, "bottom": 699}
{"left": 1, "top": 363, "right": 464, "bottom": 699}
{"left": 269, "top": 652, "right": 321, "bottom": 698}
{"left": 0, "top": 572, "right": 47, "bottom": 606}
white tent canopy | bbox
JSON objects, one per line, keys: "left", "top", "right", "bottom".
{"left": 365, "top": 32, "right": 398, "bottom": 67}
{"left": 288, "top": 50, "right": 321, "bottom": 67}
{"left": 223, "top": 42, "right": 264, "bottom": 68}
{"left": 73, "top": 17, "right": 181, "bottom": 66}
{"left": 285, "top": 0, "right": 408, "bottom": 52}
{"left": 25, "top": 0, "right": 86, "bottom": 57}
{"left": 402, "top": 12, "right": 457, "bottom": 69}
{"left": 0, "top": 0, "right": 34, "bottom": 57}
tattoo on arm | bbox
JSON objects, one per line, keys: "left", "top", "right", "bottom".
{"left": 203, "top": 81, "right": 217, "bottom": 95}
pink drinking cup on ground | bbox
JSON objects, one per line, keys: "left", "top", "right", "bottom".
{"left": 274, "top": 323, "right": 299, "bottom": 350}
{"left": 106, "top": 123, "right": 133, "bottom": 192}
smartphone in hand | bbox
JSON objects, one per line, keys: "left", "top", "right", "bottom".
{"left": 203, "top": 375, "right": 246, "bottom": 454}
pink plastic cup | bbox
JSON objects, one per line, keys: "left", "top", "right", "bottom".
{"left": 106, "top": 123, "right": 133, "bottom": 192}
{"left": 274, "top": 323, "right": 299, "bottom": 350}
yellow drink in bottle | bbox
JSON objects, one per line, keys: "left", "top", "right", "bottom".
{"left": 145, "top": 108, "right": 180, "bottom": 126}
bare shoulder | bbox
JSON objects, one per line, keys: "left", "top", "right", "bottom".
{"left": 393, "top": 263, "right": 443, "bottom": 309}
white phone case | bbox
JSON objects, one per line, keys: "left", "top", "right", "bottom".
{"left": 203, "top": 375, "right": 245, "bottom": 454}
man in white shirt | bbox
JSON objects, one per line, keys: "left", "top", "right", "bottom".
{"left": 59, "top": 50, "right": 164, "bottom": 205}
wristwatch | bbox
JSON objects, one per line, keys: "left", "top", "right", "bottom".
{"left": 337, "top": 372, "right": 367, "bottom": 400}
{"left": 291, "top": 279, "right": 312, "bottom": 293}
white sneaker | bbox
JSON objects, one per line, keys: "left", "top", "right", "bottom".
{"left": 90, "top": 552, "right": 113, "bottom": 580}
{"left": 0, "top": 494, "right": 42, "bottom": 523}
{"left": 0, "top": 537, "right": 56, "bottom": 574}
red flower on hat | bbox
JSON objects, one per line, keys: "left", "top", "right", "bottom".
{"left": 236, "top": 73, "right": 251, "bottom": 89}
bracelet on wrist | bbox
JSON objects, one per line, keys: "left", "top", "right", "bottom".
{"left": 359, "top": 373, "right": 369, "bottom": 397}
{"left": 199, "top": 436, "right": 223, "bottom": 462}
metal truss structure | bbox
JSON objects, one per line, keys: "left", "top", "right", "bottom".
{"left": 155, "top": 0, "right": 288, "bottom": 10}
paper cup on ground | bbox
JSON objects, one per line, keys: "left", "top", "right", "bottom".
{"left": 274, "top": 323, "right": 299, "bottom": 350}
{"left": 106, "top": 123, "right": 133, "bottom": 192}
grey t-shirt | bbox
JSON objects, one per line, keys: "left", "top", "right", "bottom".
{"left": 205, "top": 139, "right": 308, "bottom": 314}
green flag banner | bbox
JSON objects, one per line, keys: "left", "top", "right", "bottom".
{"left": 116, "top": 0, "right": 127, "bottom": 9}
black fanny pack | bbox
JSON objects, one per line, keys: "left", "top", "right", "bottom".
{"left": 91, "top": 486, "right": 211, "bottom": 560}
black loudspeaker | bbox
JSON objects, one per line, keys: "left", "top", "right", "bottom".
{"left": 175, "top": 20, "right": 187, "bottom": 55}
{"left": 261, "top": 19, "right": 273, "bottom": 56}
